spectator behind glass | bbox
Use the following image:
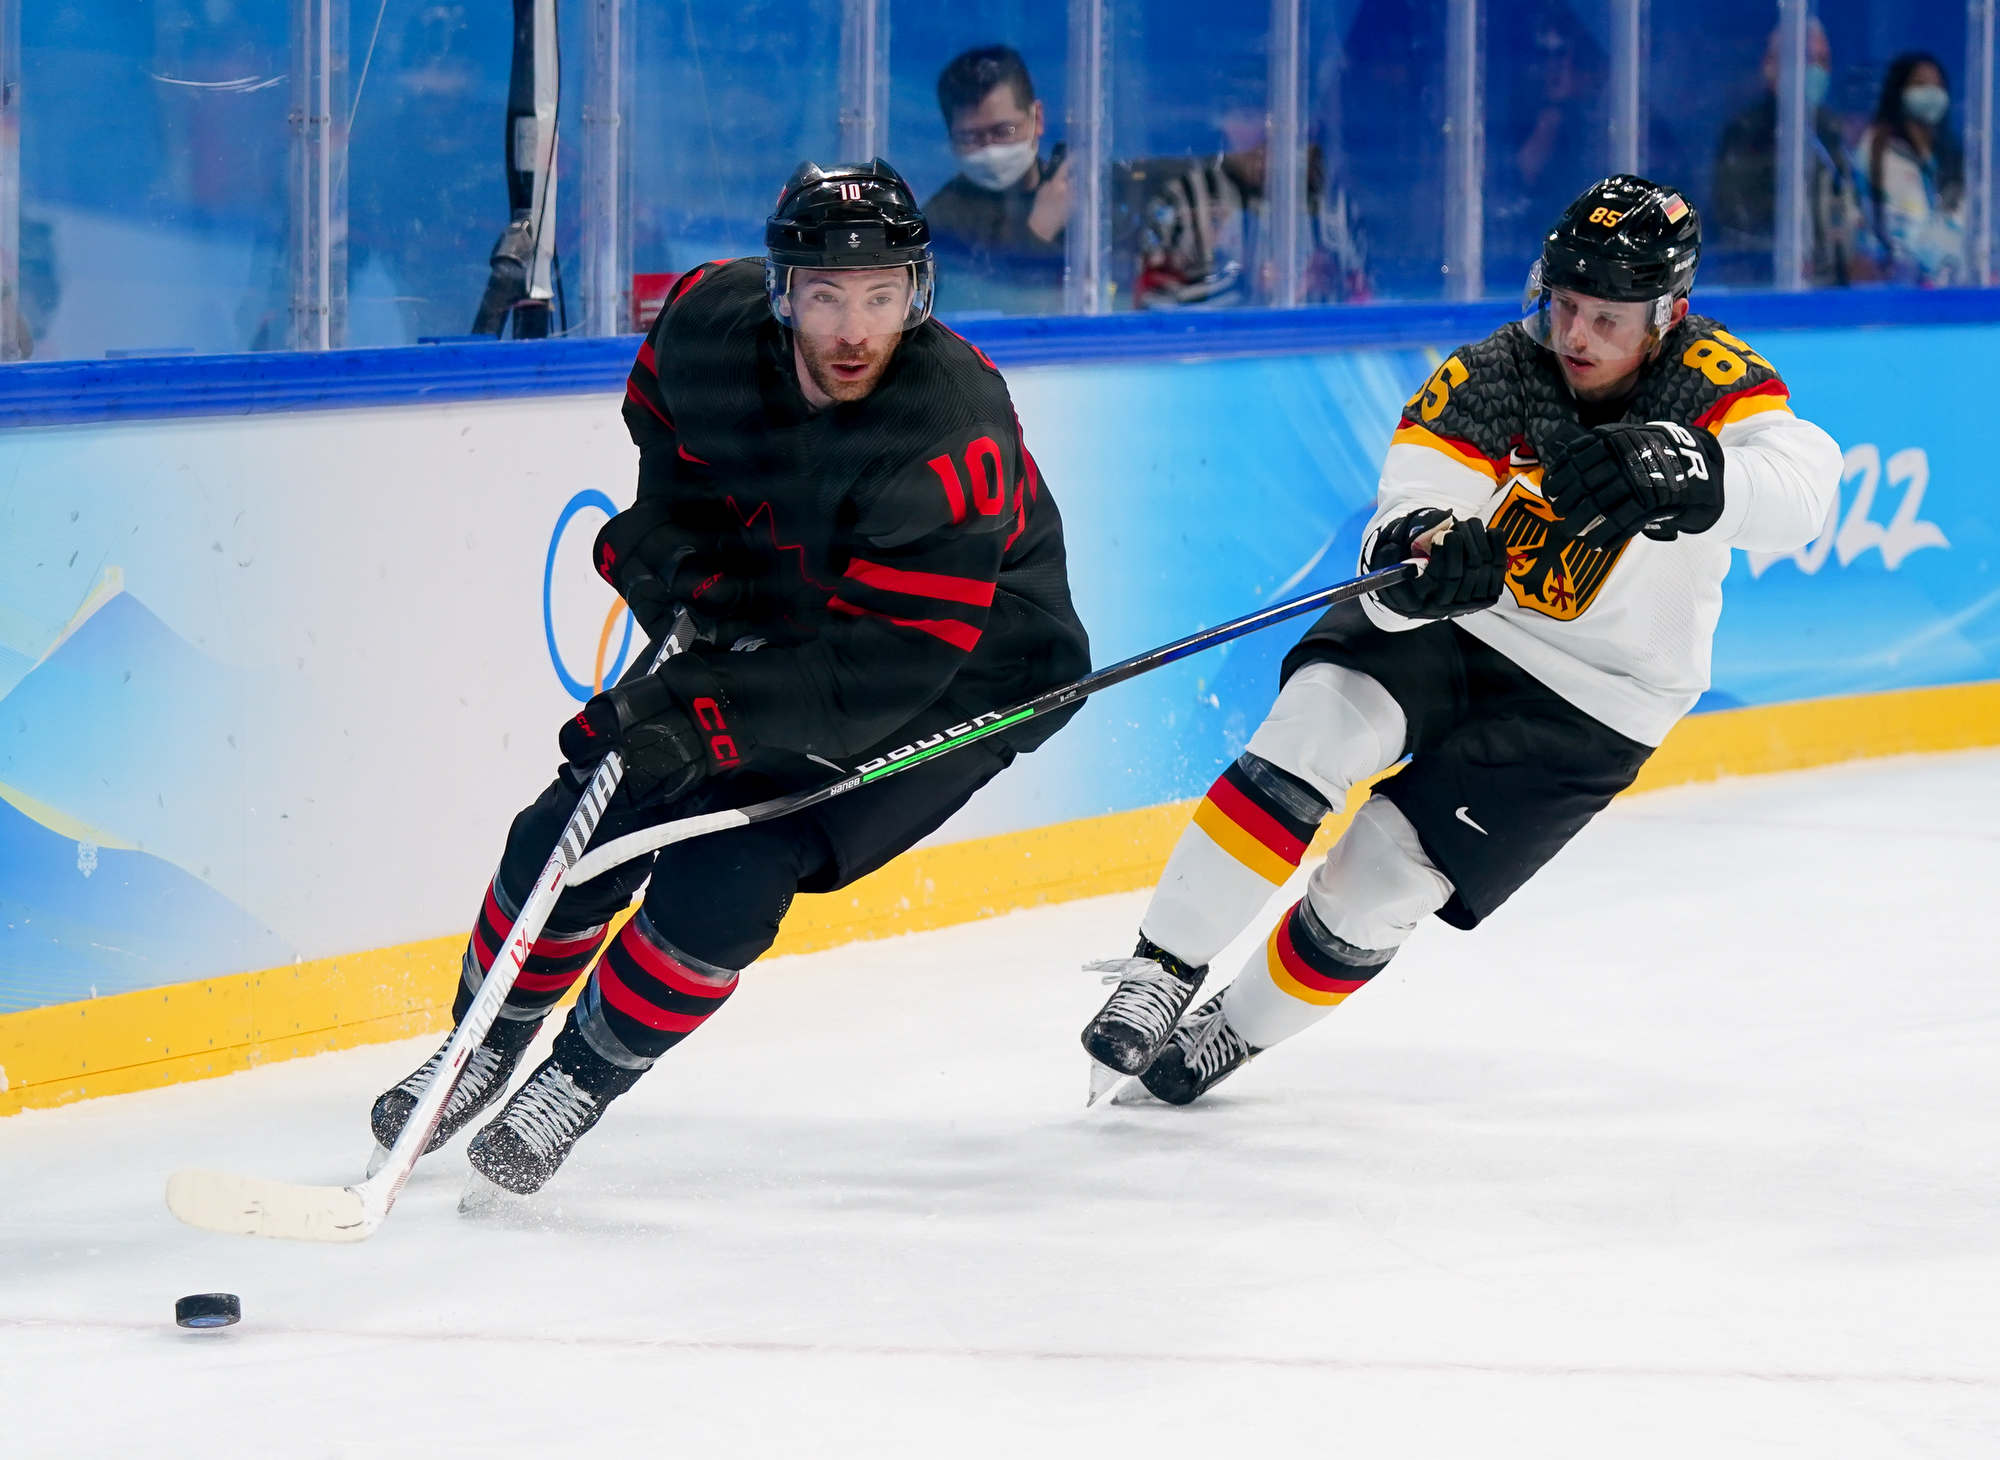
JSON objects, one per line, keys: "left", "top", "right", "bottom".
{"left": 1710, "top": 19, "right": 1865, "bottom": 286}
{"left": 1131, "top": 105, "right": 1369, "bottom": 310}
{"left": 922, "top": 45, "right": 1070, "bottom": 316}
{"left": 1856, "top": 53, "right": 1967, "bottom": 287}
{"left": 1483, "top": 4, "right": 1608, "bottom": 277}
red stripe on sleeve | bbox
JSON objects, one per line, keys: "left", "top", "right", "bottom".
{"left": 636, "top": 340, "right": 658, "bottom": 375}
{"left": 678, "top": 442, "right": 709, "bottom": 465}
{"left": 1694, "top": 376, "right": 1790, "bottom": 431}
{"left": 626, "top": 378, "right": 673, "bottom": 429}
{"left": 844, "top": 557, "right": 997, "bottom": 607}
{"left": 828, "top": 596, "right": 983, "bottom": 652}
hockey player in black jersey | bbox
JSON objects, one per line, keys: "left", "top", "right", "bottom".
{"left": 1082, "top": 175, "right": 1842, "bottom": 1106}
{"left": 371, "top": 159, "right": 1089, "bottom": 1195}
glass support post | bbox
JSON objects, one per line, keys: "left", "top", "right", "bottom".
{"left": 1772, "top": 0, "right": 1808, "bottom": 290}
{"left": 1267, "top": 0, "right": 1307, "bottom": 307}
{"left": 582, "top": 0, "right": 631, "bottom": 335}
{"left": 1609, "top": 0, "right": 1646, "bottom": 174}
{"left": 1443, "top": 0, "right": 1483, "bottom": 300}
{"left": 290, "top": 0, "right": 349, "bottom": 350}
{"left": 1064, "top": 0, "right": 1112, "bottom": 314}
{"left": 839, "top": 0, "right": 890, "bottom": 162}
{"left": 0, "top": 0, "right": 18, "bottom": 362}
{"left": 1969, "top": 0, "right": 1997, "bottom": 285}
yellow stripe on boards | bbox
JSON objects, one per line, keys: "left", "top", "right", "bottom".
{"left": 1190, "top": 797, "right": 1296, "bottom": 885}
{"left": 3, "top": 678, "right": 1997, "bottom": 1116}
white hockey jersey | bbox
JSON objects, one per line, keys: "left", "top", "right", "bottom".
{"left": 1360, "top": 317, "right": 1842, "bottom": 746}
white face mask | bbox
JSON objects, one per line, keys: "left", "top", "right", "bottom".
{"left": 958, "top": 139, "right": 1038, "bottom": 192}
{"left": 1903, "top": 83, "right": 1950, "bottom": 127}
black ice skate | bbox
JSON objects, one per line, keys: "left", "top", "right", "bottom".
{"left": 462, "top": 1055, "right": 611, "bottom": 1201}
{"left": 1137, "top": 993, "right": 1261, "bottom": 1105}
{"left": 1080, "top": 937, "right": 1206, "bottom": 1102}
{"left": 367, "top": 1031, "right": 531, "bottom": 1174}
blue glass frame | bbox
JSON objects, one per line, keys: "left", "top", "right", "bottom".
{"left": 4, "top": 286, "right": 1994, "bottom": 428}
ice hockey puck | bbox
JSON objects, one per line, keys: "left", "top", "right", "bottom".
{"left": 175, "top": 1293, "right": 241, "bottom": 1329}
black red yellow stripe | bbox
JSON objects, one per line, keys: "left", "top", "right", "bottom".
{"left": 1190, "top": 759, "right": 1319, "bottom": 885}
{"left": 1264, "top": 901, "right": 1376, "bottom": 1007}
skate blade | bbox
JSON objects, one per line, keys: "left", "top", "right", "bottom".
{"left": 1086, "top": 1060, "right": 1135, "bottom": 1108}
{"left": 458, "top": 1167, "right": 530, "bottom": 1216}
{"left": 1108, "top": 1078, "right": 1159, "bottom": 1106}
{"left": 364, "top": 1143, "right": 391, "bottom": 1179}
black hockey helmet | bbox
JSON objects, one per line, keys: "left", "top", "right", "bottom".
{"left": 1522, "top": 175, "right": 1700, "bottom": 348}
{"left": 764, "top": 158, "right": 936, "bottom": 330}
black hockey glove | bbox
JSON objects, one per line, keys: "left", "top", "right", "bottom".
{"left": 1541, "top": 420, "right": 1726, "bottom": 551}
{"left": 595, "top": 513, "right": 769, "bottom": 643}
{"left": 558, "top": 658, "right": 746, "bottom": 804}
{"left": 1367, "top": 508, "right": 1505, "bottom": 620}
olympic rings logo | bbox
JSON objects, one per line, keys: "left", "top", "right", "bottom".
{"left": 544, "top": 489, "right": 636, "bottom": 702}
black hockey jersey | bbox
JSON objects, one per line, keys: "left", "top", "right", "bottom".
{"left": 603, "top": 258, "right": 1090, "bottom": 762}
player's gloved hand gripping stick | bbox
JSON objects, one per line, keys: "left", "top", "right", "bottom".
{"left": 166, "top": 561, "right": 1423, "bottom": 1243}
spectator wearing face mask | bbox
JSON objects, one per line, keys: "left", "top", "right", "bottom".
{"left": 1855, "top": 52, "right": 1967, "bottom": 286}
{"left": 922, "top": 46, "right": 1071, "bottom": 315}
{"left": 1710, "top": 18, "right": 1864, "bottom": 286}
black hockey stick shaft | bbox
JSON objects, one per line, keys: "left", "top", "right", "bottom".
{"left": 568, "top": 561, "right": 1417, "bottom": 883}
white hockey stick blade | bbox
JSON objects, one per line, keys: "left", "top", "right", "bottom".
{"left": 1085, "top": 1060, "right": 1133, "bottom": 1108}
{"left": 165, "top": 1169, "right": 383, "bottom": 1244}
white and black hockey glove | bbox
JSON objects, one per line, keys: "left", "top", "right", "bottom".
{"left": 1367, "top": 508, "right": 1505, "bottom": 620}
{"left": 1542, "top": 420, "right": 1726, "bottom": 551}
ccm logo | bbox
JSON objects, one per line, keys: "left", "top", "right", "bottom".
{"left": 692, "top": 696, "right": 742, "bottom": 768}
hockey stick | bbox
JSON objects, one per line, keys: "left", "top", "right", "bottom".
{"left": 163, "top": 615, "right": 704, "bottom": 1243}
{"left": 566, "top": 560, "right": 1419, "bottom": 886}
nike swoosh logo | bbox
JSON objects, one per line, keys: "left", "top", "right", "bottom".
{"left": 1455, "top": 806, "right": 1488, "bottom": 835}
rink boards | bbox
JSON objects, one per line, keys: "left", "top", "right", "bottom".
{"left": 2, "top": 318, "right": 1996, "bottom": 1113}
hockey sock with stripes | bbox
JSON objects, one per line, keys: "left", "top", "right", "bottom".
{"left": 452, "top": 874, "right": 611, "bottom": 1051}
{"left": 1139, "top": 751, "right": 1329, "bottom": 968}
{"left": 1220, "top": 895, "right": 1394, "bottom": 1050}
{"left": 555, "top": 909, "right": 740, "bottom": 1097}
{"left": 1216, "top": 796, "right": 1452, "bottom": 1049}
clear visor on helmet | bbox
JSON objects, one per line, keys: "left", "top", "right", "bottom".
{"left": 765, "top": 259, "right": 937, "bottom": 335}
{"left": 1519, "top": 259, "right": 1675, "bottom": 355}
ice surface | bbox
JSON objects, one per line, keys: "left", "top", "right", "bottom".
{"left": 5, "top": 752, "right": 1999, "bottom": 1457}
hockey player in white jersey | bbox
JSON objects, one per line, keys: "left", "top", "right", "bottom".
{"left": 1080, "top": 175, "right": 1843, "bottom": 1104}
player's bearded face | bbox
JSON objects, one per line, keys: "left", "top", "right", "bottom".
{"left": 1547, "top": 288, "right": 1657, "bottom": 400}
{"left": 789, "top": 268, "right": 914, "bottom": 404}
